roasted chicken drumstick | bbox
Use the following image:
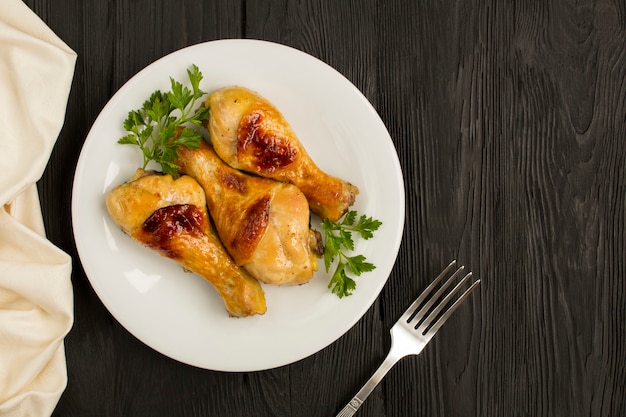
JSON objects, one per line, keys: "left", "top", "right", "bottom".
{"left": 205, "top": 86, "right": 359, "bottom": 222}
{"left": 106, "top": 168, "right": 267, "bottom": 317}
{"left": 177, "top": 141, "right": 323, "bottom": 286}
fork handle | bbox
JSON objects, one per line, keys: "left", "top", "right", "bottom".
{"left": 335, "top": 352, "right": 402, "bottom": 417}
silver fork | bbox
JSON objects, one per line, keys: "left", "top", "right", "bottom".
{"left": 335, "top": 260, "right": 480, "bottom": 417}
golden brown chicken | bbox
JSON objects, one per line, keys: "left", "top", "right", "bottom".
{"left": 176, "top": 141, "right": 323, "bottom": 286}
{"left": 205, "top": 86, "right": 359, "bottom": 222}
{"left": 105, "top": 168, "right": 266, "bottom": 317}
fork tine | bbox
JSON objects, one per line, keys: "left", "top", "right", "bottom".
{"left": 333, "top": 261, "right": 480, "bottom": 417}
{"left": 408, "top": 265, "right": 466, "bottom": 325}
{"left": 421, "top": 276, "right": 480, "bottom": 335}
{"left": 418, "top": 271, "right": 473, "bottom": 330}
{"left": 400, "top": 259, "right": 458, "bottom": 321}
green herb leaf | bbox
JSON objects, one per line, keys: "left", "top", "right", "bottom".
{"left": 345, "top": 254, "right": 375, "bottom": 276}
{"left": 187, "top": 64, "right": 205, "bottom": 99}
{"left": 328, "top": 263, "right": 356, "bottom": 298}
{"left": 354, "top": 214, "right": 382, "bottom": 239}
{"left": 117, "top": 65, "right": 208, "bottom": 176}
{"left": 118, "top": 134, "right": 138, "bottom": 146}
{"left": 343, "top": 210, "right": 357, "bottom": 226}
{"left": 321, "top": 210, "right": 382, "bottom": 298}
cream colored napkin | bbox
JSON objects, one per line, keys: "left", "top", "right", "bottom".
{"left": 0, "top": 1, "right": 76, "bottom": 416}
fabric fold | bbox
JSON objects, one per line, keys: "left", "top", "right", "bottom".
{"left": 0, "top": 0, "right": 77, "bottom": 416}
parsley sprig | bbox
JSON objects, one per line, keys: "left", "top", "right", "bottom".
{"left": 321, "top": 210, "right": 382, "bottom": 298}
{"left": 118, "top": 64, "right": 209, "bottom": 177}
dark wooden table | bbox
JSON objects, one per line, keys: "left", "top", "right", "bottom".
{"left": 28, "top": 1, "right": 625, "bottom": 416}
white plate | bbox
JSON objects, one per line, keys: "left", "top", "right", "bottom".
{"left": 71, "top": 39, "right": 404, "bottom": 371}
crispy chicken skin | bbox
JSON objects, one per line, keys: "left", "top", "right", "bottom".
{"left": 205, "top": 86, "right": 359, "bottom": 222}
{"left": 177, "top": 141, "right": 323, "bottom": 286}
{"left": 105, "top": 169, "right": 266, "bottom": 317}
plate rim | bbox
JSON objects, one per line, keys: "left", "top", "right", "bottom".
{"left": 71, "top": 38, "right": 405, "bottom": 371}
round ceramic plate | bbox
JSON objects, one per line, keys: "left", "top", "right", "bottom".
{"left": 72, "top": 39, "right": 404, "bottom": 371}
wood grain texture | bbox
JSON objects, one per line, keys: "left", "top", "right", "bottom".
{"left": 377, "top": 1, "right": 626, "bottom": 417}
{"left": 22, "top": 0, "right": 626, "bottom": 416}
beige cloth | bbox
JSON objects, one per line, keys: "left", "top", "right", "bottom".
{"left": 0, "top": 1, "right": 76, "bottom": 416}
